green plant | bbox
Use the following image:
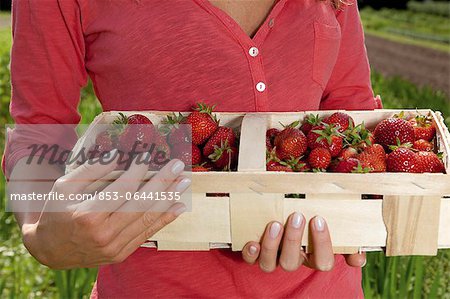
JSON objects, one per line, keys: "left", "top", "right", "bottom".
{"left": 408, "top": 1, "right": 450, "bottom": 18}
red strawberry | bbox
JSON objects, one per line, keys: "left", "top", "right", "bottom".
{"left": 114, "top": 113, "right": 155, "bottom": 154}
{"left": 344, "top": 122, "right": 374, "bottom": 149}
{"left": 266, "top": 161, "right": 294, "bottom": 172}
{"left": 357, "top": 144, "right": 387, "bottom": 173}
{"left": 323, "top": 112, "right": 354, "bottom": 133}
{"left": 300, "top": 114, "right": 322, "bottom": 135}
{"left": 184, "top": 103, "right": 219, "bottom": 145}
{"left": 307, "top": 123, "right": 343, "bottom": 157}
{"left": 266, "top": 128, "right": 281, "bottom": 150}
{"left": 160, "top": 113, "right": 191, "bottom": 146}
{"left": 192, "top": 164, "right": 211, "bottom": 172}
{"left": 89, "top": 131, "right": 114, "bottom": 160}
{"left": 330, "top": 158, "right": 360, "bottom": 173}
{"left": 149, "top": 133, "right": 171, "bottom": 170}
{"left": 374, "top": 118, "right": 415, "bottom": 150}
{"left": 409, "top": 114, "right": 436, "bottom": 141}
{"left": 274, "top": 126, "right": 308, "bottom": 160}
{"left": 386, "top": 148, "right": 420, "bottom": 173}
{"left": 416, "top": 151, "right": 445, "bottom": 173}
{"left": 338, "top": 147, "right": 358, "bottom": 160}
{"left": 208, "top": 143, "right": 238, "bottom": 171}
{"left": 203, "top": 127, "right": 236, "bottom": 157}
{"left": 127, "top": 114, "right": 153, "bottom": 125}
{"left": 413, "top": 139, "right": 433, "bottom": 152}
{"left": 283, "top": 156, "right": 311, "bottom": 172}
{"left": 308, "top": 148, "right": 332, "bottom": 170}
{"left": 171, "top": 143, "right": 202, "bottom": 166}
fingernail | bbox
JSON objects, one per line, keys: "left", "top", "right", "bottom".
{"left": 361, "top": 259, "right": 367, "bottom": 268}
{"left": 175, "top": 178, "right": 191, "bottom": 192}
{"left": 269, "top": 222, "right": 281, "bottom": 239}
{"left": 249, "top": 245, "right": 257, "bottom": 255}
{"left": 291, "top": 212, "right": 303, "bottom": 229}
{"left": 144, "top": 151, "right": 152, "bottom": 161}
{"left": 171, "top": 160, "right": 185, "bottom": 175}
{"left": 314, "top": 216, "right": 325, "bottom": 232}
{"left": 173, "top": 204, "right": 186, "bottom": 216}
{"left": 109, "top": 148, "right": 118, "bottom": 157}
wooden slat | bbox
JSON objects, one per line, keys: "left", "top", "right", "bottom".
{"left": 146, "top": 197, "right": 450, "bottom": 252}
{"left": 151, "top": 194, "right": 231, "bottom": 245}
{"left": 237, "top": 114, "right": 268, "bottom": 172}
{"left": 229, "top": 193, "right": 284, "bottom": 250}
{"left": 157, "top": 241, "right": 211, "bottom": 251}
{"left": 306, "top": 194, "right": 361, "bottom": 254}
{"left": 383, "top": 196, "right": 441, "bottom": 256}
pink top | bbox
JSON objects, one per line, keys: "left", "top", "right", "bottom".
{"left": 6, "top": 0, "right": 380, "bottom": 297}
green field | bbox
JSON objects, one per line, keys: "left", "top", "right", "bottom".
{"left": 360, "top": 6, "right": 450, "bottom": 53}
{"left": 1, "top": 12, "right": 450, "bottom": 298}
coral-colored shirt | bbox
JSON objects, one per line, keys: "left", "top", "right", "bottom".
{"left": 7, "top": 0, "right": 380, "bottom": 297}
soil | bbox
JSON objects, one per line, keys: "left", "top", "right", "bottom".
{"left": 365, "top": 34, "right": 450, "bottom": 97}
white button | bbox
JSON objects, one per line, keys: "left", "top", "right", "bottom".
{"left": 249, "top": 47, "right": 259, "bottom": 57}
{"left": 268, "top": 19, "right": 275, "bottom": 28}
{"left": 256, "top": 82, "right": 266, "bottom": 92}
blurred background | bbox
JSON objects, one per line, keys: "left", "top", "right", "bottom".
{"left": 0, "top": 0, "right": 449, "bottom": 298}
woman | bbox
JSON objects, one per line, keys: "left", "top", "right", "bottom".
{"left": 5, "top": 0, "right": 381, "bottom": 297}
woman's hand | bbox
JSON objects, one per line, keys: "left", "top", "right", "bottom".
{"left": 242, "top": 213, "right": 366, "bottom": 272}
{"left": 21, "top": 152, "right": 190, "bottom": 269}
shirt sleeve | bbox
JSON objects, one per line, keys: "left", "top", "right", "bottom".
{"left": 2, "top": 0, "right": 87, "bottom": 178}
{"left": 319, "top": 2, "right": 381, "bottom": 111}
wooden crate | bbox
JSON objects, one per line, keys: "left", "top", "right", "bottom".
{"left": 68, "top": 109, "right": 450, "bottom": 256}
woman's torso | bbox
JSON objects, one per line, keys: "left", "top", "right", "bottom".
{"left": 76, "top": 0, "right": 365, "bottom": 297}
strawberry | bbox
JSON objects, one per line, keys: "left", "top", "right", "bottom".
{"left": 183, "top": 103, "right": 219, "bottom": 145}
{"left": 266, "top": 128, "right": 281, "bottom": 150}
{"left": 409, "top": 114, "right": 436, "bottom": 141}
{"left": 274, "top": 125, "right": 308, "bottom": 160}
{"left": 208, "top": 142, "right": 238, "bottom": 171}
{"left": 329, "top": 158, "right": 360, "bottom": 173}
{"left": 192, "top": 164, "right": 211, "bottom": 172}
{"left": 307, "top": 123, "right": 343, "bottom": 157}
{"left": 413, "top": 139, "right": 433, "bottom": 152}
{"left": 373, "top": 117, "right": 415, "bottom": 150}
{"left": 88, "top": 131, "right": 115, "bottom": 160}
{"left": 148, "top": 133, "right": 171, "bottom": 170}
{"left": 338, "top": 147, "right": 358, "bottom": 160}
{"left": 308, "top": 148, "right": 332, "bottom": 170}
{"left": 323, "top": 112, "right": 354, "bottom": 133}
{"left": 266, "top": 161, "right": 294, "bottom": 172}
{"left": 114, "top": 113, "right": 155, "bottom": 154}
{"left": 300, "top": 114, "right": 322, "bottom": 135}
{"left": 160, "top": 113, "right": 191, "bottom": 146}
{"left": 386, "top": 147, "right": 420, "bottom": 173}
{"left": 203, "top": 126, "right": 236, "bottom": 157}
{"left": 416, "top": 151, "right": 445, "bottom": 173}
{"left": 171, "top": 143, "right": 202, "bottom": 166}
{"left": 344, "top": 121, "right": 373, "bottom": 149}
{"left": 284, "top": 156, "right": 311, "bottom": 172}
{"left": 357, "top": 144, "right": 387, "bottom": 173}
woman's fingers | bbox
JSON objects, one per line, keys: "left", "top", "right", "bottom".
{"left": 117, "top": 159, "right": 186, "bottom": 212}
{"left": 77, "top": 152, "right": 150, "bottom": 213}
{"left": 279, "top": 212, "right": 306, "bottom": 272}
{"left": 56, "top": 149, "right": 119, "bottom": 195}
{"left": 304, "top": 216, "right": 335, "bottom": 272}
{"left": 258, "top": 221, "right": 284, "bottom": 272}
{"left": 345, "top": 253, "right": 366, "bottom": 267}
{"left": 104, "top": 173, "right": 191, "bottom": 256}
{"left": 103, "top": 202, "right": 187, "bottom": 265}
{"left": 242, "top": 242, "right": 260, "bottom": 264}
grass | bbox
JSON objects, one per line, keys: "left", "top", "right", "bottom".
{"left": 360, "top": 7, "right": 450, "bottom": 53}
{"left": 0, "top": 10, "right": 450, "bottom": 299}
